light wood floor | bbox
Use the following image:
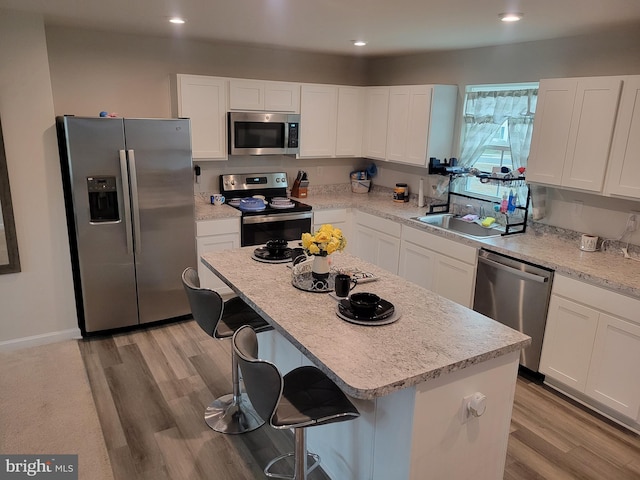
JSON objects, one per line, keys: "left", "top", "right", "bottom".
{"left": 78, "top": 319, "right": 640, "bottom": 480}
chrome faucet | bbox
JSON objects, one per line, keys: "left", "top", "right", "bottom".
{"left": 479, "top": 205, "right": 486, "bottom": 219}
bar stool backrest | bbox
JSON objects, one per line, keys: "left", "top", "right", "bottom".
{"left": 233, "top": 325, "right": 283, "bottom": 426}
{"left": 181, "top": 267, "right": 223, "bottom": 338}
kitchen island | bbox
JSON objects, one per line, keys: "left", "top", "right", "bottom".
{"left": 201, "top": 248, "right": 530, "bottom": 480}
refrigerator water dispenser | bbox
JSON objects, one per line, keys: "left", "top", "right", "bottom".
{"left": 87, "top": 176, "right": 119, "bottom": 222}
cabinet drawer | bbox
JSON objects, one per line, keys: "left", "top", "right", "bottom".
{"left": 401, "top": 225, "right": 477, "bottom": 265}
{"left": 196, "top": 217, "right": 240, "bottom": 237}
{"left": 552, "top": 274, "right": 640, "bottom": 324}
{"left": 355, "top": 211, "right": 401, "bottom": 237}
{"left": 314, "top": 209, "right": 348, "bottom": 225}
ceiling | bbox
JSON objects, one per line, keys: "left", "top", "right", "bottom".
{"left": 2, "top": 0, "right": 640, "bottom": 56}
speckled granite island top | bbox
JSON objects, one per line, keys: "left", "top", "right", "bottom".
{"left": 201, "top": 249, "right": 530, "bottom": 400}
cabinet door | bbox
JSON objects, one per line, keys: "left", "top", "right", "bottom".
{"left": 585, "top": 313, "right": 640, "bottom": 419}
{"left": 353, "top": 223, "right": 377, "bottom": 264}
{"left": 527, "top": 78, "right": 577, "bottom": 186}
{"left": 336, "top": 87, "right": 364, "bottom": 157}
{"left": 264, "top": 82, "right": 300, "bottom": 112}
{"left": 197, "top": 233, "right": 240, "bottom": 293}
{"left": 177, "top": 75, "right": 227, "bottom": 160}
{"left": 387, "top": 86, "right": 433, "bottom": 166}
{"left": 373, "top": 231, "right": 401, "bottom": 274}
{"left": 561, "top": 77, "right": 622, "bottom": 192}
{"left": 229, "top": 79, "right": 264, "bottom": 110}
{"left": 353, "top": 224, "right": 400, "bottom": 274}
{"left": 432, "top": 256, "right": 476, "bottom": 308}
{"left": 362, "top": 87, "right": 390, "bottom": 160}
{"left": 605, "top": 76, "right": 640, "bottom": 199}
{"left": 398, "top": 239, "right": 436, "bottom": 290}
{"left": 539, "top": 295, "right": 599, "bottom": 391}
{"left": 386, "top": 86, "right": 412, "bottom": 163}
{"left": 299, "top": 84, "right": 338, "bottom": 158}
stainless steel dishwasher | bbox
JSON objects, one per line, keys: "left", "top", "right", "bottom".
{"left": 473, "top": 249, "right": 554, "bottom": 372}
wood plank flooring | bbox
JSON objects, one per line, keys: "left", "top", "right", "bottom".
{"left": 78, "top": 319, "right": 640, "bottom": 480}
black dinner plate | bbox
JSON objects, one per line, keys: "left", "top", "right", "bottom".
{"left": 338, "top": 298, "right": 395, "bottom": 321}
{"left": 253, "top": 247, "right": 293, "bottom": 262}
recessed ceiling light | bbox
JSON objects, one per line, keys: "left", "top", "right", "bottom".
{"left": 353, "top": 40, "right": 367, "bottom": 47}
{"left": 169, "top": 17, "right": 186, "bottom": 24}
{"left": 499, "top": 12, "right": 523, "bottom": 22}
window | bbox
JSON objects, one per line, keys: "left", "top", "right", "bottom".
{"left": 458, "top": 83, "right": 538, "bottom": 200}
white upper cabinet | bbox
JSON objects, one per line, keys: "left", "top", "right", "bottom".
{"left": 362, "top": 87, "right": 390, "bottom": 160}
{"left": 176, "top": 74, "right": 228, "bottom": 160}
{"left": 299, "top": 84, "right": 364, "bottom": 158}
{"left": 299, "top": 84, "right": 338, "bottom": 158}
{"left": 527, "top": 76, "right": 623, "bottom": 192}
{"left": 604, "top": 76, "right": 640, "bottom": 199}
{"left": 363, "top": 85, "right": 457, "bottom": 166}
{"left": 229, "top": 79, "right": 300, "bottom": 112}
{"left": 335, "top": 86, "right": 364, "bottom": 157}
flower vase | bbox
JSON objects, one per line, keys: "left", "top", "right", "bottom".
{"left": 311, "top": 254, "right": 330, "bottom": 280}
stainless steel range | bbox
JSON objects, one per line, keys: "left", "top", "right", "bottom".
{"left": 220, "top": 172, "right": 312, "bottom": 246}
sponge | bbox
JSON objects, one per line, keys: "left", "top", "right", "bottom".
{"left": 481, "top": 217, "right": 496, "bottom": 228}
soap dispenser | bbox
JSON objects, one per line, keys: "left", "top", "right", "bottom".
{"left": 507, "top": 189, "right": 516, "bottom": 213}
{"left": 500, "top": 193, "right": 508, "bottom": 214}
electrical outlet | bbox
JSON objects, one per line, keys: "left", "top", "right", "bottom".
{"left": 316, "top": 166, "right": 324, "bottom": 177}
{"left": 627, "top": 211, "right": 639, "bottom": 232}
{"left": 573, "top": 201, "right": 583, "bottom": 216}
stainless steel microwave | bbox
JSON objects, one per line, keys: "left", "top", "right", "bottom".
{"left": 228, "top": 112, "right": 300, "bottom": 155}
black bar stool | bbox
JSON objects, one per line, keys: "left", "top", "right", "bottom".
{"left": 233, "top": 325, "right": 360, "bottom": 479}
{"left": 181, "top": 267, "right": 272, "bottom": 434}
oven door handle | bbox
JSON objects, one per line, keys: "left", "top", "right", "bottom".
{"left": 242, "top": 212, "right": 312, "bottom": 224}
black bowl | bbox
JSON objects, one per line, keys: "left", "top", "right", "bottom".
{"left": 349, "top": 292, "right": 380, "bottom": 317}
{"left": 266, "top": 238, "right": 288, "bottom": 256}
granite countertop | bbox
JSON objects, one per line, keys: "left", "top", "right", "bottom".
{"left": 194, "top": 187, "right": 640, "bottom": 300}
{"left": 201, "top": 249, "right": 530, "bottom": 400}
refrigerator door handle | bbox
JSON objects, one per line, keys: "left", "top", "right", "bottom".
{"left": 119, "top": 149, "right": 134, "bottom": 255}
{"left": 127, "top": 149, "right": 142, "bottom": 255}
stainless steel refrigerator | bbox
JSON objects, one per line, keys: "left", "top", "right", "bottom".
{"left": 56, "top": 116, "right": 196, "bottom": 334}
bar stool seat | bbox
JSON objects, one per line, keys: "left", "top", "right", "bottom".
{"left": 181, "top": 267, "right": 272, "bottom": 434}
{"left": 233, "top": 325, "right": 360, "bottom": 479}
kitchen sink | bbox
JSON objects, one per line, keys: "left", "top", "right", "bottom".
{"left": 411, "top": 214, "right": 504, "bottom": 238}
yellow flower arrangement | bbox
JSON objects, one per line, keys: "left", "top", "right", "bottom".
{"left": 301, "top": 224, "right": 347, "bottom": 256}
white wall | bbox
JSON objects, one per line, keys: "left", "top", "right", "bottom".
{"left": 0, "top": 10, "right": 78, "bottom": 349}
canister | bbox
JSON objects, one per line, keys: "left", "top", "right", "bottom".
{"left": 393, "top": 183, "right": 408, "bottom": 203}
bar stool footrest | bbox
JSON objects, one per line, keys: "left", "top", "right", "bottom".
{"left": 264, "top": 452, "right": 320, "bottom": 479}
{"left": 204, "top": 392, "right": 265, "bottom": 434}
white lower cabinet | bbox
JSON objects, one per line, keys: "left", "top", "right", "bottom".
{"left": 540, "top": 274, "right": 640, "bottom": 427}
{"left": 398, "top": 225, "right": 477, "bottom": 308}
{"left": 196, "top": 217, "right": 241, "bottom": 294}
{"left": 585, "top": 313, "right": 640, "bottom": 419}
{"left": 352, "top": 211, "right": 401, "bottom": 274}
{"left": 539, "top": 296, "right": 599, "bottom": 391}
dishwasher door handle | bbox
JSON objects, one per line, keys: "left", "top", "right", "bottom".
{"left": 478, "top": 256, "right": 549, "bottom": 283}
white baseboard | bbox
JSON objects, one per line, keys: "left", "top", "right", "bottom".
{"left": 0, "top": 328, "right": 83, "bottom": 352}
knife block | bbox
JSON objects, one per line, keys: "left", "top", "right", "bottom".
{"left": 291, "top": 178, "right": 308, "bottom": 198}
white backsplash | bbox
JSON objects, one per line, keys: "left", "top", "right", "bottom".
{"left": 193, "top": 156, "right": 640, "bottom": 247}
